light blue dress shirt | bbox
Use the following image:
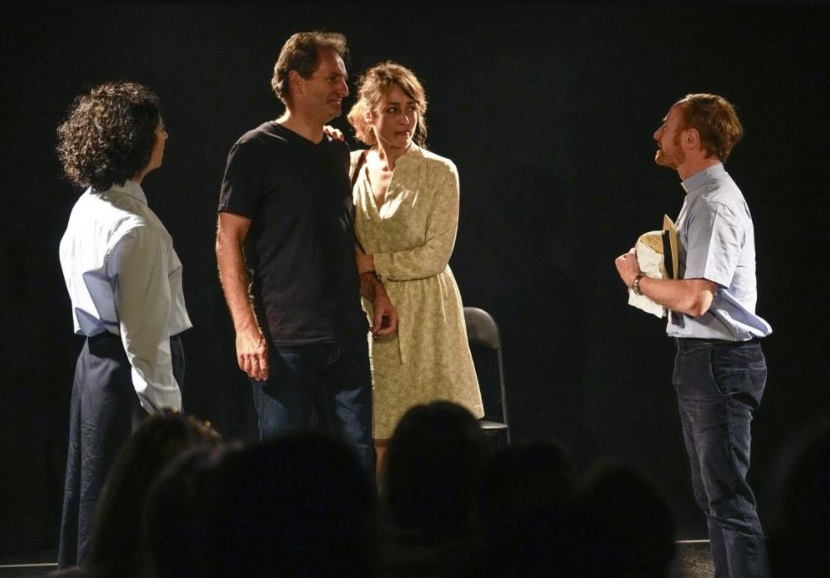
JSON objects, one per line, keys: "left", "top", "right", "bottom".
{"left": 667, "top": 164, "right": 772, "bottom": 340}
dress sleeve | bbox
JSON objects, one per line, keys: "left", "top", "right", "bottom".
{"left": 373, "top": 160, "right": 460, "bottom": 281}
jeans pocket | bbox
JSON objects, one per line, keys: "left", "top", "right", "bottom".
{"left": 710, "top": 344, "right": 766, "bottom": 408}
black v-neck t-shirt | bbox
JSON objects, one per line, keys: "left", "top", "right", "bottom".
{"left": 219, "top": 122, "right": 368, "bottom": 344}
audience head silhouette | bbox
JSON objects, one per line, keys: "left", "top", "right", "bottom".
{"left": 476, "top": 439, "right": 576, "bottom": 547}
{"left": 383, "top": 400, "right": 491, "bottom": 534}
{"left": 569, "top": 459, "right": 676, "bottom": 578}
{"left": 766, "top": 417, "right": 830, "bottom": 578}
{"left": 377, "top": 400, "right": 490, "bottom": 578}
{"left": 71, "top": 410, "right": 219, "bottom": 578}
{"left": 480, "top": 457, "right": 676, "bottom": 578}
{"left": 187, "top": 430, "right": 379, "bottom": 578}
{"left": 142, "top": 441, "right": 234, "bottom": 578}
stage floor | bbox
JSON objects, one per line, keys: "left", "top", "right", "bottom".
{"left": 1, "top": 543, "right": 714, "bottom": 578}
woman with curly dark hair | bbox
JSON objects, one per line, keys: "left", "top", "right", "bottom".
{"left": 55, "top": 81, "right": 192, "bottom": 569}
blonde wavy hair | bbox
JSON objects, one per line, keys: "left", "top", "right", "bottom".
{"left": 347, "top": 61, "right": 428, "bottom": 147}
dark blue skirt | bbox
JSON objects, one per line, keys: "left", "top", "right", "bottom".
{"left": 57, "top": 332, "right": 184, "bottom": 568}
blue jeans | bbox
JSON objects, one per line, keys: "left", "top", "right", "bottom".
{"left": 673, "top": 338, "right": 769, "bottom": 578}
{"left": 250, "top": 336, "right": 373, "bottom": 472}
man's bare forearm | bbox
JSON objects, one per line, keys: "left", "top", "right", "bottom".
{"left": 216, "top": 239, "right": 260, "bottom": 333}
{"left": 359, "top": 270, "right": 386, "bottom": 300}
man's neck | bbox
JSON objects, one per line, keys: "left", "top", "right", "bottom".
{"left": 275, "top": 111, "right": 325, "bottom": 144}
{"left": 677, "top": 156, "right": 721, "bottom": 181}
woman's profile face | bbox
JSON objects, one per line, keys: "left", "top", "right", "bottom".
{"left": 146, "top": 117, "right": 169, "bottom": 174}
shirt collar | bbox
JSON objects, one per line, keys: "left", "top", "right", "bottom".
{"left": 98, "top": 179, "right": 148, "bottom": 204}
{"left": 396, "top": 142, "right": 424, "bottom": 167}
{"left": 681, "top": 163, "right": 725, "bottom": 194}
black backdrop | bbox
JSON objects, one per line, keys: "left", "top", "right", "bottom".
{"left": 2, "top": 4, "right": 828, "bottom": 554}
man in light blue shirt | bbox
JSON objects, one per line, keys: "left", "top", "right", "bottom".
{"left": 616, "top": 93, "right": 772, "bottom": 578}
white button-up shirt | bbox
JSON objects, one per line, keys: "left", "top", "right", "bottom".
{"left": 59, "top": 180, "right": 192, "bottom": 412}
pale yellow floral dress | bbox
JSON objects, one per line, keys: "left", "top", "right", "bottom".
{"left": 350, "top": 144, "right": 484, "bottom": 439}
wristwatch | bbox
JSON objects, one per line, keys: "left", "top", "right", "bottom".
{"left": 631, "top": 273, "right": 645, "bottom": 296}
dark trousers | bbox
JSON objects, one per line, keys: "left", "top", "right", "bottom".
{"left": 57, "top": 333, "right": 184, "bottom": 568}
{"left": 250, "top": 336, "right": 373, "bottom": 472}
{"left": 673, "top": 338, "right": 769, "bottom": 578}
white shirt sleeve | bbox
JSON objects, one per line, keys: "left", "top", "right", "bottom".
{"left": 109, "top": 225, "right": 182, "bottom": 412}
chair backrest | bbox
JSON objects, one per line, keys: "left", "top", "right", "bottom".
{"left": 464, "top": 307, "right": 511, "bottom": 446}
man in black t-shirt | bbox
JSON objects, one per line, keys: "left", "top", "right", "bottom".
{"left": 215, "top": 31, "right": 396, "bottom": 471}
